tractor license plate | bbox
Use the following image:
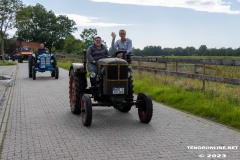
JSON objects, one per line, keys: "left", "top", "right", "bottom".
{"left": 112, "top": 88, "right": 124, "bottom": 94}
{"left": 41, "top": 65, "right": 45, "bottom": 68}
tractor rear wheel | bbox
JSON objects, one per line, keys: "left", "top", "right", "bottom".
{"left": 18, "top": 57, "right": 23, "bottom": 63}
{"left": 137, "top": 93, "right": 153, "bottom": 123}
{"left": 69, "top": 69, "right": 87, "bottom": 114}
{"left": 81, "top": 94, "right": 92, "bottom": 127}
{"left": 69, "top": 69, "right": 80, "bottom": 114}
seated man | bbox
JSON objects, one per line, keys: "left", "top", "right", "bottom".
{"left": 37, "top": 43, "right": 47, "bottom": 54}
{"left": 87, "top": 35, "right": 109, "bottom": 86}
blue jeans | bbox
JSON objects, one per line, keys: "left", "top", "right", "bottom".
{"left": 87, "top": 63, "right": 98, "bottom": 73}
{"left": 87, "top": 63, "right": 98, "bottom": 86}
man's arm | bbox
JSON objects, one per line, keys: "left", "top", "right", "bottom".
{"left": 105, "top": 48, "right": 110, "bottom": 57}
{"left": 127, "top": 39, "right": 132, "bottom": 54}
{"left": 111, "top": 39, "right": 118, "bottom": 50}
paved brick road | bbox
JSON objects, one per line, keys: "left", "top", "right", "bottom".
{"left": 1, "top": 63, "right": 240, "bottom": 160}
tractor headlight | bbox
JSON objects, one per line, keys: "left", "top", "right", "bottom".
{"left": 51, "top": 60, "right": 54, "bottom": 63}
{"left": 90, "top": 72, "right": 96, "bottom": 78}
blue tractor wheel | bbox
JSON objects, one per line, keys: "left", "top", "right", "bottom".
{"left": 55, "top": 67, "right": 59, "bottom": 79}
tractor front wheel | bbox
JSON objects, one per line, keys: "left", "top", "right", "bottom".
{"left": 51, "top": 71, "right": 55, "bottom": 77}
{"left": 81, "top": 94, "right": 92, "bottom": 127}
{"left": 28, "top": 57, "right": 33, "bottom": 78}
{"left": 55, "top": 67, "right": 59, "bottom": 79}
{"left": 137, "top": 93, "right": 153, "bottom": 123}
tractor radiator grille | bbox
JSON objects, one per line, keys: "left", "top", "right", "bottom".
{"left": 40, "top": 58, "right": 45, "bottom": 66}
{"left": 107, "top": 65, "right": 128, "bottom": 80}
{"left": 46, "top": 57, "right": 50, "bottom": 65}
{"left": 40, "top": 57, "right": 50, "bottom": 65}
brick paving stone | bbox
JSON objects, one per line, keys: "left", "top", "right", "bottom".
{"left": 1, "top": 63, "right": 240, "bottom": 160}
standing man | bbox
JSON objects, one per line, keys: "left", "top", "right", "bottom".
{"left": 87, "top": 35, "right": 109, "bottom": 86}
{"left": 111, "top": 29, "right": 132, "bottom": 54}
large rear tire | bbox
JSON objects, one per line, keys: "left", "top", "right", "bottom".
{"left": 81, "top": 94, "right": 92, "bottom": 127}
{"left": 137, "top": 93, "right": 153, "bottom": 123}
{"left": 69, "top": 69, "right": 87, "bottom": 114}
{"left": 69, "top": 69, "right": 80, "bottom": 114}
{"left": 32, "top": 66, "right": 36, "bottom": 80}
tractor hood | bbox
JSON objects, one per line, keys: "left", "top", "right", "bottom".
{"left": 98, "top": 58, "right": 128, "bottom": 66}
{"left": 38, "top": 53, "right": 52, "bottom": 58}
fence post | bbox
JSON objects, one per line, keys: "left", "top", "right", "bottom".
{"left": 194, "top": 64, "right": 197, "bottom": 74}
{"left": 175, "top": 62, "right": 178, "bottom": 72}
{"left": 165, "top": 62, "right": 167, "bottom": 70}
{"left": 138, "top": 60, "right": 142, "bottom": 76}
{"left": 202, "top": 64, "right": 206, "bottom": 91}
{"left": 154, "top": 62, "right": 157, "bottom": 80}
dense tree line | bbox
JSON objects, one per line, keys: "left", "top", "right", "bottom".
{"left": 16, "top": 3, "right": 76, "bottom": 53}
{"left": 132, "top": 45, "right": 240, "bottom": 57}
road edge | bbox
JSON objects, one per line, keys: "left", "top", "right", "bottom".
{"left": 0, "top": 64, "right": 18, "bottom": 158}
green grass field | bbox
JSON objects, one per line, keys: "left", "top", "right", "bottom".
{"left": 58, "top": 58, "right": 240, "bottom": 130}
{"left": 133, "top": 71, "right": 240, "bottom": 129}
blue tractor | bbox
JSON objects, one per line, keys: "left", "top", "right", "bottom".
{"left": 28, "top": 52, "right": 59, "bottom": 80}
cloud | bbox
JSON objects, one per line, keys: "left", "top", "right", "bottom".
{"left": 91, "top": 0, "right": 240, "bottom": 14}
{"left": 58, "top": 14, "right": 131, "bottom": 27}
{"left": 7, "top": 28, "right": 17, "bottom": 38}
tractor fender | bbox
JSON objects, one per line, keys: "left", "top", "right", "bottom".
{"left": 69, "top": 63, "right": 86, "bottom": 76}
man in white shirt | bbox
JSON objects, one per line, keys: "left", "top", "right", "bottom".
{"left": 111, "top": 29, "right": 132, "bottom": 54}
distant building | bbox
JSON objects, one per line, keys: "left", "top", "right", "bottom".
{"left": 16, "top": 40, "right": 42, "bottom": 53}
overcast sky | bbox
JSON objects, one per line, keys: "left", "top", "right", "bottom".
{"left": 20, "top": 0, "right": 240, "bottom": 49}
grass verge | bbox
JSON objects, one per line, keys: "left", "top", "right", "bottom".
{"left": 0, "top": 61, "right": 16, "bottom": 66}
{"left": 58, "top": 61, "right": 71, "bottom": 70}
{"left": 133, "top": 72, "right": 240, "bottom": 129}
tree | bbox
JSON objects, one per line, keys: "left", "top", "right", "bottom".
{"left": 63, "top": 35, "right": 82, "bottom": 54}
{"left": 199, "top": 45, "right": 208, "bottom": 56}
{"left": 132, "top": 48, "right": 142, "bottom": 56}
{"left": 0, "top": 0, "right": 22, "bottom": 62}
{"left": 4, "top": 38, "right": 16, "bottom": 55}
{"left": 80, "top": 28, "right": 97, "bottom": 49}
{"left": 15, "top": 3, "right": 77, "bottom": 53}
